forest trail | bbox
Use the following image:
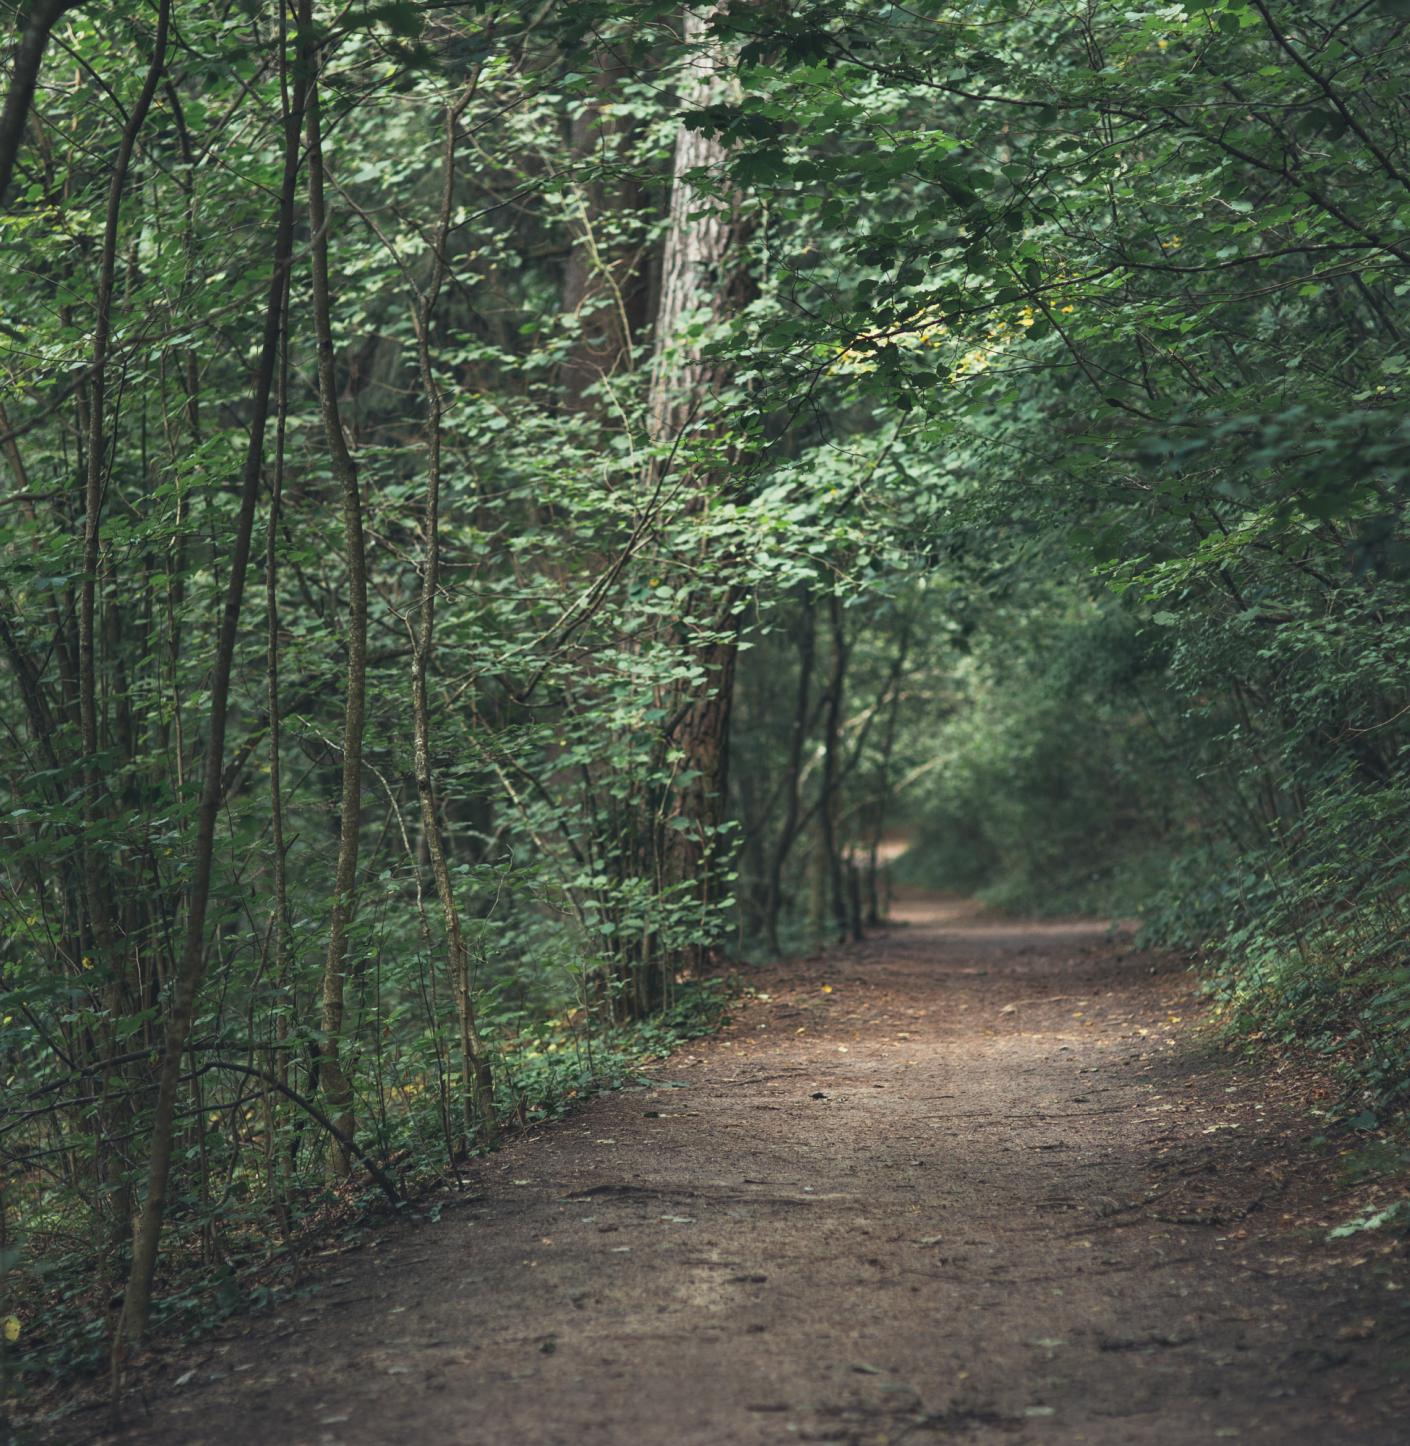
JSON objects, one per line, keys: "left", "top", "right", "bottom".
{"left": 105, "top": 896, "right": 1408, "bottom": 1446}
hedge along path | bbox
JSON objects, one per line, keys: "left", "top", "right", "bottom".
{"left": 100, "top": 894, "right": 1408, "bottom": 1445}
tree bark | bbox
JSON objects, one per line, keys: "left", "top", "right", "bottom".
{"left": 0, "top": 0, "right": 85, "bottom": 208}
{"left": 647, "top": 5, "right": 751, "bottom": 979}
{"left": 646, "top": 10, "right": 749, "bottom": 449}
{"left": 763, "top": 588, "right": 815, "bottom": 955}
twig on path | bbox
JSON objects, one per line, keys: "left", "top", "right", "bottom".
{"left": 998, "top": 994, "right": 1089, "bottom": 1008}
{"left": 922, "top": 1106, "right": 1129, "bottom": 1120}
{"left": 720, "top": 1071, "right": 820, "bottom": 1086}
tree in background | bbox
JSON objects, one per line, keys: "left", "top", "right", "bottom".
{"left": 646, "top": 3, "right": 753, "bottom": 982}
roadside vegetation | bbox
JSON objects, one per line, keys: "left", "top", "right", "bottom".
{"left": 2, "top": 0, "right": 1408, "bottom": 1416}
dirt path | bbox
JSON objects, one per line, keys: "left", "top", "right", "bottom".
{"left": 100, "top": 897, "right": 1408, "bottom": 1445}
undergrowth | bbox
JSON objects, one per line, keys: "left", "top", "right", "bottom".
{"left": 1, "top": 977, "right": 735, "bottom": 1423}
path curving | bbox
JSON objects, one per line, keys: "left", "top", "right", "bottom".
{"left": 101, "top": 896, "right": 1407, "bottom": 1444}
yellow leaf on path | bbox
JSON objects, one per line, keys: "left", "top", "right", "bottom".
{"left": 3, "top": 1316, "right": 19, "bottom": 1343}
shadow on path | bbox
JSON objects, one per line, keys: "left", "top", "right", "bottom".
{"left": 100, "top": 895, "right": 1409, "bottom": 1445}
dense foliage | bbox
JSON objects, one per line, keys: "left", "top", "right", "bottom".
{"left": 2, "top": 0, "right": 1408, "bottom": 1409}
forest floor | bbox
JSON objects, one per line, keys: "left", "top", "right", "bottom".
{"left": 90, "top": 894, "right": 1409, "bottom": 1445}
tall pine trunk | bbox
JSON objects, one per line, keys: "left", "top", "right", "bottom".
{"left": 646, "top": 6, "right": 751, "bottom": 981}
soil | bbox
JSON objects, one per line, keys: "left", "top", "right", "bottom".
{"left": 88, "top": 895, "right": 1410, "bottom": 1444}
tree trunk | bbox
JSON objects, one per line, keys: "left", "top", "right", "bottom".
{"left": 647, "top": 6, "right": 751, "bottom": 980}
{"left": 122, "top": 28, "right": 307, "bottom": 1342}
{"left": 646, "top": 10, "right": 750, "bottom": 447}
{"left": 763, "top": 588, "right": 816, "bottom": 954}
{"left": 819, "top": 592, "right": 850, "bottom": 943}
{"left": 265, "top": 185, "right": 294, "bottom": 1230}
{"left": 304, "top": 30, "right": 367, "bottom": 1179}
{"left": 559, "top": 57, "right": 648, "bottom": 411}
{"left": 72, "top": 0, "right": 169, "bottom": 1257}
{"left": 865, "top": 633, "right": 907, "bottom": 927}
{"left": 0, "top": 0, "right": 86, "bottom": 208}
{"left": 665, "top": 624, "right": 741, "bottom": 971}
{"left": 411, "top": 89, "right": 496, "bottom": 1153}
